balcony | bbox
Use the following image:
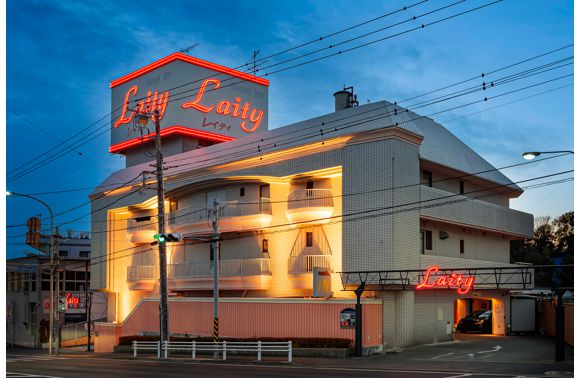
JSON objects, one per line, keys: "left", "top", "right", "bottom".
{"left": 127, "top": 265, "right": 157, "bottom": 291}
{"left": 285, "top": 189, "right": 334, "bottom": 225}
{"left": 126, "top": 218, "right": 158, "bottom": 244}
{"left": 169, "top": 198, "right": 272, "bottom": 234}
{"left": 288, "top": 255, "right": 333, "bottom": 274}
{"left": 168, "top": 258, "right": 272, "bottom": 290}
{"left": 420, "top": 186, "right": 533, "bottom": 238}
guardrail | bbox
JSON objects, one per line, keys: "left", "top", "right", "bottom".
{"left": 127, "top": 266, "right": 157, "bottom": 282}
{"left": 287, "top": 189, "right": 333, "bottom": 210}
{"left": 133, "top": 340, "right": 293, "bottom": 361}
{"left": 132, "top": 340, "right": 161, "bottom": 358}
{"left": 171, "top": 258, "right": 271, "bottom": 278}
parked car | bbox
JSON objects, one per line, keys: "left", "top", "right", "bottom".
{"left": 456, "top": 310, "right": 492, "bottom": 334}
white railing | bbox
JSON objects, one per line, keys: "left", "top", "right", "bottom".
{"left": 158, "top": 340, "right": 292, "bottom": 362}
{"left": 287, "top": 189, "right": 333, "bottom": 210}
{"left": 127, "top": 266, "right": 157, "bottom": 282}
{"left": 171, "top": 258, "right": 271, "bottom": 279}
{"left": 288, "top": 255, "right": 332, "bottom": 274}
{"left": 132, "top": 340, "right": 161, "bottom": 358}
{"left": 169, "top": 198, "right": 271, "bottom": 227}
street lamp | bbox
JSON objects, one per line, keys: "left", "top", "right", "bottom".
{"left": 7, "top": 191, "right": 56, "bottom": 355}
{"left": 522, "top": 150, "right": 574, "bottom": 160}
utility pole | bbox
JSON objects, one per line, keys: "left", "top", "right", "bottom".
{"left": 54, "top": 226, "right": 60, "bottom": 355}
{"left": 85, "top": 259, "right": 90, "bottom": 352}
{"left": 153, "top": 110, "right": 170, "bottom": 351}
{"left": 211, "top": 199, "right": 221, "bottom": 359}
{"left": 49, "top": 228, "right": 55, "bottom": 355}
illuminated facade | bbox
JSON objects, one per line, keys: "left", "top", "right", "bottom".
{"left": 91, "top": 54, "right": 533, "bottom": 353}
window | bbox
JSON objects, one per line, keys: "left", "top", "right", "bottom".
{"left": 306, "top": 232, "right": 313, "bottom": 247}
{"left": 460, "top": 181, "right": 465, "bottom": 194}
{"left": 460, "top": 239, "right": 465, "bottom": 255}
{"left": 306, "top": 181, "right": 314, "bottom": 190}
{"left": 79, "top": 251, "right": 90, "bottom": 258}
{"left": 210, "top": 245, "right": 214, "bottom": 261}
{"left": 240, "top": 187, "right": 245, "bottom": 197}
{"left": 422, "top": 171, "right": 433, "bottom": 187}
{"left": 262, "top": 239, "right": 269, "bottom": 253}
{"left": 420, "top": 230, "right": 433, "bottom": 254}
{"left": 59, "top": 250, "right": 69, "bottom": 258}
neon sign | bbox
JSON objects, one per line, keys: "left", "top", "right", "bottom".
{"left": 113, "top": 78, "right": 264, "bottom": 133}
{"left": 65, "top": 293, "right": 80, "bottom": 309}
{"left": 182, "top": 78, "right": 264, "bottom": 133}
{"left": 416, "top": 266, "right": 475, "bottom": 295}
{"left": 114, "top": 86, "right": 170, "bottom": 128}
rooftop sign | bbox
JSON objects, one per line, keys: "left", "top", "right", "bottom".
{"left": 110, "top": 53, "right": 269, "bottom": 153}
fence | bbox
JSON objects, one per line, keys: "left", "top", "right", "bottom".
{"left": 60, "top": 318, "right": 106, "bottom": 342}
{"left": 170, "top": 258, "right": 271, "bottom": 278}
{"left": 132, "top": 340, "right": 292, "bottom": 361}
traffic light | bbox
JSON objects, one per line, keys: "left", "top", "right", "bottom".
{"left": 26, "top": 217, "right": 41, "bottom": 247}
{"left": 153, "top": 233, "right": 182, "bottom": 243}
{"left": 58, "top": 297, "right": 66, "bottom": 312}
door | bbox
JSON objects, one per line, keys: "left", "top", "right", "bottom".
{"left": 491, "top": 298, "right": 505, "bottom": 335}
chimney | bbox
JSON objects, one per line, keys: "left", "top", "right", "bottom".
{"left": 333, "top": 86, "right": 359, "bottom": 111}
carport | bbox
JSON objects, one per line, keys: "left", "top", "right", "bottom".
{"left": 339, "top": 264, "right": 573, "bottom": 360}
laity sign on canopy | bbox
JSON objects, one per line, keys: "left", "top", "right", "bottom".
{"left": 109, "top": 53, "right": 269, "bottom": 153}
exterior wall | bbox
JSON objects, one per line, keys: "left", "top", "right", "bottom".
{"left": 420, "top": 220, "right": 510, "bottom": 263}
{"left": 537, "top": 300, "right": 574, "bottom": 346}
{"left": 342, "top": 137, "right": 420, "bottom": 271}
{"left": 94, "top": 298, "right": 383, "bottom": 352}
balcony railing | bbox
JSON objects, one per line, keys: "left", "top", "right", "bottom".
{"left": 287, "top": 189, "right": 333, "bottom": 210}
{"left": 170, "top": 258, "right": 271, "bottom": 279}
{"left": 127, "top": 265, "right": 157, "bottom": 282}
{"left": 288, "top": 255, "right": 332, "bottom": 274}
{"left": 169, "top": 198, "right": 271, "bottom": 227}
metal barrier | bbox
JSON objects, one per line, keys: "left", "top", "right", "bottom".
{"left": 132, "top": 340, "right": 161, "bottom": 358}
{"left": 161, "top": 340, "right": 293, "bottom": 362}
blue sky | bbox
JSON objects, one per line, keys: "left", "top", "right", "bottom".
{"left": 6, "top": 0, "right": 574, "bottom": 258}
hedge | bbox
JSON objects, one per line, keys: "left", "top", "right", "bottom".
{"left": 118, "top": 335, "right": 351, "bottom": 348}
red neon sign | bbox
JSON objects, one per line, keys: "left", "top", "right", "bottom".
{"left": 65, "top": 293, "right": 80, "bottom": 309}
{"left": 113, "top": 78, "right": 264, "bottom": 134}
{"left": 181, "top": 78, "right": 264, "bottom": 133}
{"left": 416, "top": 266, "right": 475, "bottom": 295}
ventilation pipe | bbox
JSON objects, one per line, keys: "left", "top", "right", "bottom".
{"left": 333, "top": 86, "right": 359, "bottom": 111}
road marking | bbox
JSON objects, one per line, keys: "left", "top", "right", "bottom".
{"left": 476, "top": 345, "right": 503, "bottom": 354}
{"left": 444, "top": 374, "right": 472, "bottom": 378}
{"left": 6, "top": 355, "right": 70, "bottom": 363}
{"left": 7, "top": 373, "right": 63, "bottom": 378}
{"left": 432, "top": 352, "right": 454, "bottom": 359}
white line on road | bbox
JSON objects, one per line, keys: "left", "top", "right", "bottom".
{"left": 7, "top": 373, "right": 63, "bottom": 378}
{"left": 444, "top": 374, "right": 472, "bottom": 378}
{"left": 432, "top": 352, "right": 455, "bottom": 360}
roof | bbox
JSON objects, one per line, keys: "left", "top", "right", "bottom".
{"left": 110, "top": 52, "right": 270, "bottom": 88}
{"left": 93, "top": 100, "right": 521, "bottom": 195}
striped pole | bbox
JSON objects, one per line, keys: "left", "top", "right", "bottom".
{"left": 213, "top": 317, "right": 220, "bottom": 343}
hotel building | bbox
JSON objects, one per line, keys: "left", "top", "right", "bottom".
{"left": 90, "top": 53, "right": 533, "bottom": 353}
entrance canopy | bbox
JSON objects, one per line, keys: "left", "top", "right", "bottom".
{"left": 339, "top": 265, "right": 573, "bottom": 293}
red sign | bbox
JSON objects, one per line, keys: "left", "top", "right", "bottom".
{"left": 66, "top": 293, "right": 80, "bottom": 309}
{"left": 416, "top": 266, "right": 475, "bottom": 295}
{"left": 113, "top": 78, "right": 265, "bottom": 133}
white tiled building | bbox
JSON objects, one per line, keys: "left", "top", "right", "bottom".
{"left": 90, "top": 54, "right": 533, "bottom": 352}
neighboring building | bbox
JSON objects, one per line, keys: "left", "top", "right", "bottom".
{"left": 90, "top": 54, "right": 533, "bottom": 353}
{"left": 6, "top": 232, "right": 107, "bottom": 348}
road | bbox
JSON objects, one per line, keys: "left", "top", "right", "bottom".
{"left": 4, "top": 352, "right": 536, "bottom": 378}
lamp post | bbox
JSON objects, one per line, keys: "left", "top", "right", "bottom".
{"left": 7, "top": 192, "right": 55, "bottom": 355}
{"left": 522, "top": 150, "right": 574, "bottom": 160}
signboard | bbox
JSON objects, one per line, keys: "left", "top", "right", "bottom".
{"left": 110, "top": 53, "right": 269, "bottom": 153}
{"left": 43, "top": 292, "right": 87, "bottom": 314}
{"left": 312, "top": 267, "right": 331, "bottom": 297}
{"left": 416, "top": 266, "right": 475, "bottom": 294}
{"left": 340, "top": 308, "right": 356, "bottom": 329}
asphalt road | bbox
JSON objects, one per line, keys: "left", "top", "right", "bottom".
{"left": 5, "top": 353, "right": 531, "bottom": 378}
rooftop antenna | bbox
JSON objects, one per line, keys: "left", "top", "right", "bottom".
{"left": 180, "top": 43, "right": 199, "bottom": 54}
{"left": 252, "top": 50, "right": 260, "bottom": 75}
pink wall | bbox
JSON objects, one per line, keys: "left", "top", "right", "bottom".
{"left": 96, "top": 298, "right": 383, "bottom": 352}
{"left": 538, "top": 301, "right": 573, "bottom": 346}
{"left": 94, "top": 323, "right": 122, "bottom": 353}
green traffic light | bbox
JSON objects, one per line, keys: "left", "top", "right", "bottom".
{"left": 154, "top": 234, "right": 166, "bottom": 243}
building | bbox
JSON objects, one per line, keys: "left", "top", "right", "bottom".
{"left": 90, "top": 53, "right": 533, "bottom": 353}
{"left": 6, "top": 231, "right": 107, "bottom": 348}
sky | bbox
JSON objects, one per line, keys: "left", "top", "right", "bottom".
{"left": 6, "top": 0, "right": 574, "bottom": 258}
